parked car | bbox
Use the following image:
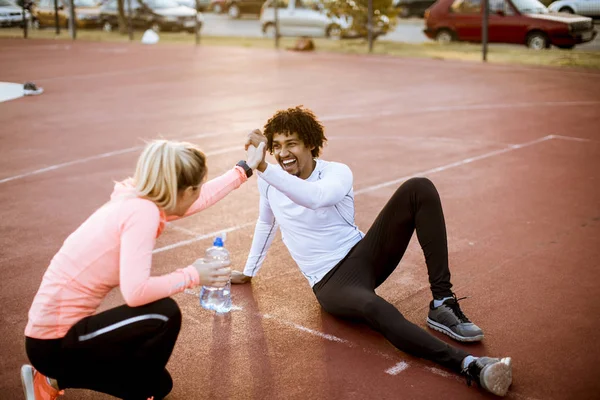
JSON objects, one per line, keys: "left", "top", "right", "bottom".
{"left": 260, "top": 0, "right": 389, "bottom": 38}
{"left": 547, "top": 0, "right": 600, "bottom": 18}
{"left": 424, "top": 0, "right": 597, "bottom": 49}
{"left": 225, "top": 0, "right": 264, "bottom": 18}
{"left": 0, "top": 0, "right": 31, "bottom": 27}
{"left": 393, "top": 0, "right": 436, "bottom": 18}
{"left": 210, "top": 0, "right": 226, "bottom": 12}
{"left": 32, "top": 0, "right": 101, "bottom": 28}
{"left": 99, "top": 0, "right": 202, "bottom": 32}
{"left": 174, "top": 0, "right": 210, "bottom": 11}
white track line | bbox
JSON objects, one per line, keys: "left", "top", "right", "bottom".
{"left": 0, "top": 139, "right": 236, "bottom": 185}
{"left": 385, "top": 362, "right": 410, "bottom": 375}
{"left": 2, "top": 101, "right": 596, "bottom": 185}
{"left": 153, "top": 222, "right": 255, "bottom": 253}
{"left": 354, "top": 135, "right": 552, "bottom": 195}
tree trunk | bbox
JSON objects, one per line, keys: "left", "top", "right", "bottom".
{"left": 117, "top": 0, "right": 127, "bottom": 34}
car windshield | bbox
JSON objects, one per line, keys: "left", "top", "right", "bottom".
{"left": 0, "top": 0, "right": 16, "bottom": 6}
{"left": 511, "top": 0, "right": 548, "bottom": 14}
{"left": 145, "top": 0, "right": 179, "bottom": 8}
{"left": 74, "top": 0, "right": 97, "bottom": 6}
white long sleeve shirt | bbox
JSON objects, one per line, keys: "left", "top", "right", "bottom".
{"left": 243, "top": 159, "right": 364, "bottom": 287}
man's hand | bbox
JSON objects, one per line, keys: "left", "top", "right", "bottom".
{"left": 245, "top": 129, "right": 267, "bottom": 151}
{"left": 231, "top": 270, "right": 252, "bottom": 284}
{"left": 192, "top": 258, "right": 231, "bottom": 287}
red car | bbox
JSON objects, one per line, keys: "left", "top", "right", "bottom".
{"left": 424, "top": 0, "right": 597, "bottom": 49}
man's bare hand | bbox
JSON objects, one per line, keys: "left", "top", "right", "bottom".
{"left": 245, "top": 129, "right": 267, "bottom": 151}
{"left": 231, "top": 270, "right": 252, "bottom": 284}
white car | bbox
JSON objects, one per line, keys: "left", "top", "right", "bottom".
{"left": 548, "top": 0, "right": 600, "bottom": 17}
{"left": 259, "top": 0, "right": 352, "bottom": 39}
{"left": 0, "top": 0, "right": 31, "bottom": 27}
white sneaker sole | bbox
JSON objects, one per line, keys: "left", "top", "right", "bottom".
{"left": 21, "top": 365, "right": 35, "bottom": 400}
{"left": 480, "top": 357, "right": 513, "bottom": 397}
{"left": 24, "top": 88, "right": 44, "bottom": 96}
{"left": 426, "top": 317, "right": 484, "bottom": 342}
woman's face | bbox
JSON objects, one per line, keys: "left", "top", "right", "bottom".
{"left": 171, "top": 184, "right": 201, "bottom": 217}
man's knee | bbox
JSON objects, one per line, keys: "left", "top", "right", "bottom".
{"left": 317, "top": 291, "right": 379, "bottom": 318}
{"left": 403, "top": 177, "right": 435, "bottom": 192}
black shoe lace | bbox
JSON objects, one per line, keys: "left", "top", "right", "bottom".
{"left": 447, "top": 294, "right": 471, "bottom": 323}
{"left": 461, "top": 358, "right": 481, "bottom": 388}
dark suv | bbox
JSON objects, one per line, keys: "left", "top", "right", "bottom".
{"left": 424, "top": 0, "right": 597, "bottom": 49}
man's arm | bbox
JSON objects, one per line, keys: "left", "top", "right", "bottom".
{"left": 256, "top": 162, "right": 353, "bottom": 210}
{"left": 232, "top": 181, "right": 279, "bottom": 284}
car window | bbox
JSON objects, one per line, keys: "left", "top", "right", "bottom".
{"left": 0, "top": 0, "right": 15, "bottom": 6}
{"left": 144, "top": 0, "right": 179, "bottom": 8}
{"left": 102, "top": 0, "right": 116, "bottom": 9}
{"left": 490, "top": 0, "right": 514, "bottom": 15}
{"left": 74, "top": 0, "right": 96, "bottom": 6}
{"left": 511, "top": 0, "right": 548, "bottom": 14}
{"left": 295, "top": 0, "right": 320, "bottom": 10}
{"left": 450, "top": 0, "right": 481, "bottom": 13}
{"left": 38, "top": 0, "right": 52, "bottom": 7}
{"left": 265, "top": 0, "right": 288, "bottom": 8}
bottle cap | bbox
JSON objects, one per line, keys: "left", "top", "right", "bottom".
{"left": 213, "top": 236, "right": 224, "bottom": 247}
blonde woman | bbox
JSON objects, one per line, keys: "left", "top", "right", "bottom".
{"left": 20, "top": 139, "right": 266, "bottom": 400}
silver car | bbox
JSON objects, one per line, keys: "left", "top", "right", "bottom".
{"left": 0, "top": 0, "right": 31, "bottom": 27}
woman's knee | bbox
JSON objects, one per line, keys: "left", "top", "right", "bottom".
{"left": 151, "top": 297, "right": 182, "bottom": 328}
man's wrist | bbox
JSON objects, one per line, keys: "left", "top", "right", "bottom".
{"left": 257, "top": 161, "right": 268, "bottom": 173}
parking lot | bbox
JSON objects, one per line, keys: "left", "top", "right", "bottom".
{"left": 200, "top": 14, "right": 600, "bottom": 50}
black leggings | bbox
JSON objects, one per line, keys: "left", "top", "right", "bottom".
{"left": 313, "top": 177, "right": 469, "bottom": 372}
{"left": 25, "top": 297, "right": 182, "bottom": 400}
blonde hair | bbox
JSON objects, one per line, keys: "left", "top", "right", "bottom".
{"left": 134, "top": 140, "right": 207, "bottom": 212}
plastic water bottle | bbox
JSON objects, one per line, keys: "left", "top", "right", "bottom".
{"left": 199, "top": 235, "right": 232, "bottom": 313}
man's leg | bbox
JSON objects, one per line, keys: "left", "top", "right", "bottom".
{"left": 351, "top": 177, "right": 483, "bottom": 342}
{"left": 314, "top": 265, "right": 513, "bottom": 397}
{"left": 315, "top": 276, "right": 467, "bottom": 372}
{"left": 353, "top": 177, "right": 452, "bottom": 296}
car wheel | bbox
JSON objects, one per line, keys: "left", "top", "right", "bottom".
{"left": 32, "top": 19, "right": 39, "bottom": 29}
{"left": 228, "top": 3, "right": 240, "bottom": 18}
{"left": 151, "top": 22, "right": 161, "bottom": 32}
{"left": 559, "top": 6, "right": 574, "bottom": 13}
{"left": 103, "top": 21, "right": 113, "bottom": 32}
{"left": 263, "top": 22, "right": 277, "bottom": 38}
{"left": 435, "top": 29, "right": 453, "bottom": 44}
{"left": 326, "top": 24, "right": 342, "bottom": 40}
{"left": 213, "top": 3, "right": 222, "bottom": 13}
{"left": 526, "top": 31, "right": 548, "bottom": 50}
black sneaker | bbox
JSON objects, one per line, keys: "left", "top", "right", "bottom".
{"left": 462, "top": 356, "right": 513, "bottom": 397}
{"left": 426, "top": 294, "right": 484, "bottom": 342}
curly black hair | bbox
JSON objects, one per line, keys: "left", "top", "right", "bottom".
{"left": 263, "top": 105, "right": 327, "bottom": 158}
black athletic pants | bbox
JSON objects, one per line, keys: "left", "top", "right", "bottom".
{"left": 313, "top": 178, "right": 469, "bottom": 372}
{"left": 25, "top": 297, "right": 182, "bottom": 400}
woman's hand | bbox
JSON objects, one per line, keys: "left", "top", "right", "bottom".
{"left": 246, "top": 142, "right": 267, "bottom": 170}
{"left": 193, "top": 258, "right": 231, "bottom": 287}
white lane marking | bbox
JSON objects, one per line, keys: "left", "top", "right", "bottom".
{"left": 2, "top": 101, "right": 596, "bottom": 185}
{"left": 385, "top": 361, "right": 410, "bottom": 375}
{"left": 153, "top": 222, "right": 255, "bottom": 253}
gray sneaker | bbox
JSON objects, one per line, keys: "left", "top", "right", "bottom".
{"left": 426, "top": 295, "right": 484, "bottom": 342}
{"left": 463, "top": 356, "right": 513, "bottom": 397}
